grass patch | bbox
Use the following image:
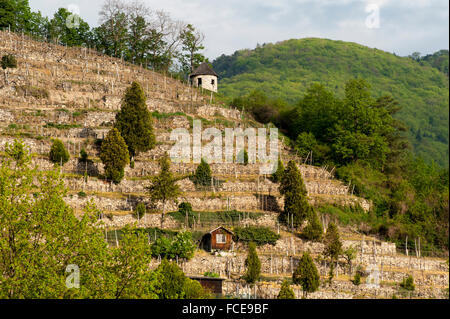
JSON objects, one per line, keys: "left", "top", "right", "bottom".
{"left": 44, "top": 122, "right": 82, "bottom": 130}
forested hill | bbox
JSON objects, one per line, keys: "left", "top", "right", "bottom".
{"left": 212, "top": 38, "right": 449, "bottom": 166}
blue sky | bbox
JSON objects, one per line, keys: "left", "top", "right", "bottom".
{"left": 29, "top": 0, "right": 449, "bottom": 60}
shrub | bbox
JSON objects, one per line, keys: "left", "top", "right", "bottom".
{"left": 203, "top": 271, "right": 220, "bottom": 278}
{"left": 192, "top": 158, "right": 212, "bottom": 186}
{"left": 352, "top": 272, "right": 361, "bottom": 285}
{"left": 49, "top": 139, "right": 70, "bottom": 165}
{"left": 233, "top": 226, "right": 280, "bottom": 246}
{"left": 237, "top": 149, "right": 249, "bottom": 165}
{"left": 1, "top": 54, "right": 17, "bottom": 69}
{"left": 79, "top": 148, "right": 88, "bottom": 162}
{"left": 271, "top": 156, "right": 285, "bottom": 183}
{"left": 277, "top": 280, "right": 296, "bottom": 299}
{"left": 151, "top": 231, "right": 196, "bottom": 260}
{"left": 400, "top": 275, "right": 415, "bottom": 291}
{"left": 134, "top": 202, "right": 146, "bottom": 219}
{"left": 77, "top": 191, "right": 87, "bottom": 198}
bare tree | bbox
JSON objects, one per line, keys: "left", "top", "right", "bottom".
{"left": 98, "top": 0, "right": 128, "bottom": 57}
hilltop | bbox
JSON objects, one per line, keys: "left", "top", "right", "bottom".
{"left": 213, "top": 38, "right": 449, "bottom": 166}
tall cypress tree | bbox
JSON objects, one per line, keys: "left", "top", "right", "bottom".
{"left": 244, "top": 242, "right": 261, "bottom": 284}
{"left": 115, "top": 81, "right": 155, "bottom": 158}
{"left": 323, "top": 222, "right": 342, "bottom": 262}
{"left": 293, "top": 252, "right": 320, "bottom": 298}
{"left": 279, "top": 160, "right": 311, "bottom": 227}
{"left": 99, "top": 128, "right": 129, "bottom": 184}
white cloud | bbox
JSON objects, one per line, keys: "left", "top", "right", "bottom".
{"left": 28, "top": 0, "right": 449, "bottom": 59}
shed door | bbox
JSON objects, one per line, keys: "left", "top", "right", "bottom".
{"left": 197, "top": 78, "right": 202, "bottom": 86}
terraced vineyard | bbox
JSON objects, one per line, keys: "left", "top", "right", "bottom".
{"left": 0, "top": 30, "right": 447, "bottom": 299}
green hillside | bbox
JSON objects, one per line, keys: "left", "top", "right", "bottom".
{"left": 213, "top": 38, "right": 449, "bottom": 166}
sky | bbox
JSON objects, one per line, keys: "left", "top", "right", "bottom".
{"left": 29, "top": 0, "right": 449, "bottom": 60}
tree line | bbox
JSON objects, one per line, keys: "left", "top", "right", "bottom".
{"left": 234, "top": 80, "right": 449, "bottom": 253}
{"left": 0, "top": 0, "right": 207, "bottom": 77}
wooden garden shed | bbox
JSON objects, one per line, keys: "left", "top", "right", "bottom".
{"left": 200, "top": 226, "right": 234, "bottom": 252}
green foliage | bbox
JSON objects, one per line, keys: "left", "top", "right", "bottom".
{"left": 77, "top": 191, "right": 87, "bottom": 198}
{"left": 150, "top": 259, "right": 184, "bottom": 299}
{"left": 193, "top": 158, "right": 212, "bottom": 187}
{"left": 213, "top": 39, "right": 449, "bottom": 166}
{"left": 271, "top": 156, "right": 285, "bottom": 183}
{"left": 323, "top": 223, "right": 342, "bottom": 261}
{"left": 231, "top": 89, "right": 286, "bottom": 124}
{"left": 49, "top": 138, "right": 70, "bottom": 165}
{"left": 151, "top": 231, "right": 196, "bottom": 260}
{"left": 244, "top": 242, "right": 261, "bottom": 284}
{"left": 277, "top": 280, "right": 296, "bottom": 299}
{"left": 419, "top": 49, "right": 449, "bottom": 76}
{"left": 147, "top": 155, "right": 180, "bottom": 228}
{"left": 335, "top": 157, "right": 449, "bottom": 252}
{"left": 115, "top": 81, "right": 155, "bottom": 158}
{"left": 233, "top": 226, "right": 280, "bottom": 246}
{"left": 99, "top": 128, "right": 129, "bottom": 184}
{"left": 183, "top": 278, "right": 211, "bottom": 299}
{"left": 301, "top": 210, "right": 323, "bottom": 241}
{"left": 400, "top": 275, "right": 415, "bottom": 291}
{"left": 79, "top": 148, "right": 88, "bottom": 162}
{"left": 295, "top": 132, "right": 317, "bottom": 158}
{"left": 279, "top": 160, "right": 313, "bottom": 227}
{"left": 352, "top": 272, "right": 361, "bottom": 286}
{"left": 0, "top": 140, "right": 163, "bottom": 298}
{"left": 1, "top": 54, "right": 17, "bottom": 69}
{"left": 5, "top": 138, "right": 30, "bottom": 166}
{"left": 237, "top": 149, "right": 249, "bottom": 165}
{"left": 48, "top": 7, "right": 91, "bottom": 47}
{"left": 179, "top": 24, "right": 206, "bottom": 75}
{"left": 203, "top": 271, "right": 220, "bottom": 278}
{"left": 44, "top": 122, "right": 80, "bottom": 129}
{"left": 134, "top": 202, "right": 146, "bottom": 219}
{"left": 293, "top": 252, "right": 320, "bottom": 297}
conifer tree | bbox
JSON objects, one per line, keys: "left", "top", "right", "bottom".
{"left": 271, "top": 156, "right": 285, "bottom": 183}
{"left": 147, "top": 155, "right": 180, "bottom": 228}
{"left": 279, "top": 160, "right": 311, "bottom": 227}
{"left": 302, "top": 209, "right": 323, "bottom": 241}
{"left": 244, "top": 242, "right": 261, "bottom": 284}
{"left": 99, "top": 128, "right": 129, "bottom": 184}
{"left": 193, "top": 158, "right": 212, "bottom": 187}
{"left": 293, "top": 252, "right": 320, "bottom": 298}
{"left": 49, "top": 139, "right": 70, "bottom": 165}
{"left": 115, "top": 81, "right": 155, "bottom": 158}
{"left": 277, "top": 280, "right": 296, "bottom": 299}
{"left": 323, "top": 222, "right": 343, "bottom": 261}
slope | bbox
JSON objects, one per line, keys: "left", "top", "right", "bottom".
{"left": 213, "top": 38, "right": 449, "bottom": 166}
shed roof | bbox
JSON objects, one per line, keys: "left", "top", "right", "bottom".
{"left": 190, "top": 62, "right": 218, "bottom": 77}
{"left": 209, "top": 226, "right": 234, "bottom": 235}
